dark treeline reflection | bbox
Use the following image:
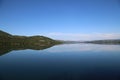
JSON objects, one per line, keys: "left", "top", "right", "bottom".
{"left": 0, "top": 44, "right": 54, "bottom": 56}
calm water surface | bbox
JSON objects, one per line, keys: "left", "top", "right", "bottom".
{"left": 0, "top": 43, "right": 120, "bottom": 80}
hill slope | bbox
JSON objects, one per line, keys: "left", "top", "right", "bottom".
{"left": 0, "top": 30, "right": 12, "bottom": 37}
{"left": 0, "top": 30, "right": 61, "bottom": 45}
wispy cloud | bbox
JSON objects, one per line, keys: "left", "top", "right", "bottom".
{"left": 44, "top": 32, "right": 120, "bottom": 41}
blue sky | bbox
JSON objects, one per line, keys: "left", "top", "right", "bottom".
{"left": 0, "top": 0, "right": 120, "bottom": 40}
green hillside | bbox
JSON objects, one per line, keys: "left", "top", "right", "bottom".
{"left": 0, "top": 30, "right": 61, "bottom": 45}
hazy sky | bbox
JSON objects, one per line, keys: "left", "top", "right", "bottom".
{"left": 0, "top": 0, "right": 120, "bottom": 40}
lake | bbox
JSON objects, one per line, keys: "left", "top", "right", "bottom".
{"left": 0, "top": 43, "right": 120, "bottom": 80}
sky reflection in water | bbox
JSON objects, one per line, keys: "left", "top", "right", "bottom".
{"left": 0, "top": 43, "right": 120, "bottom": 80}
{"left": 45, "top": 43, "right": 120, "bottom": 53}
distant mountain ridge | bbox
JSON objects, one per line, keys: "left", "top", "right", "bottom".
{"left": 83, "top": 39, "right": 120, "bottom": 44}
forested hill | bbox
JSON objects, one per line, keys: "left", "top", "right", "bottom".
{"left": 0, "top": 30, "right": 61, "bottom": 46}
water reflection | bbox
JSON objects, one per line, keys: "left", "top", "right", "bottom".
{"left": 46, "top": 43, "right": 120, "bottom": 53}
{"left": 0, "top": 43, "right": 120, "bottom": 80}
{"left": 0, "top": 44, "right": 55, "bottom": 56}
{"left": 1, "top": 43, "right": 120, "bottom": 56}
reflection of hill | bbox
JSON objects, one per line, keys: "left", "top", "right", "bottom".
{"left": 0, "top": 44, "right": 55, "bottom": 56}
